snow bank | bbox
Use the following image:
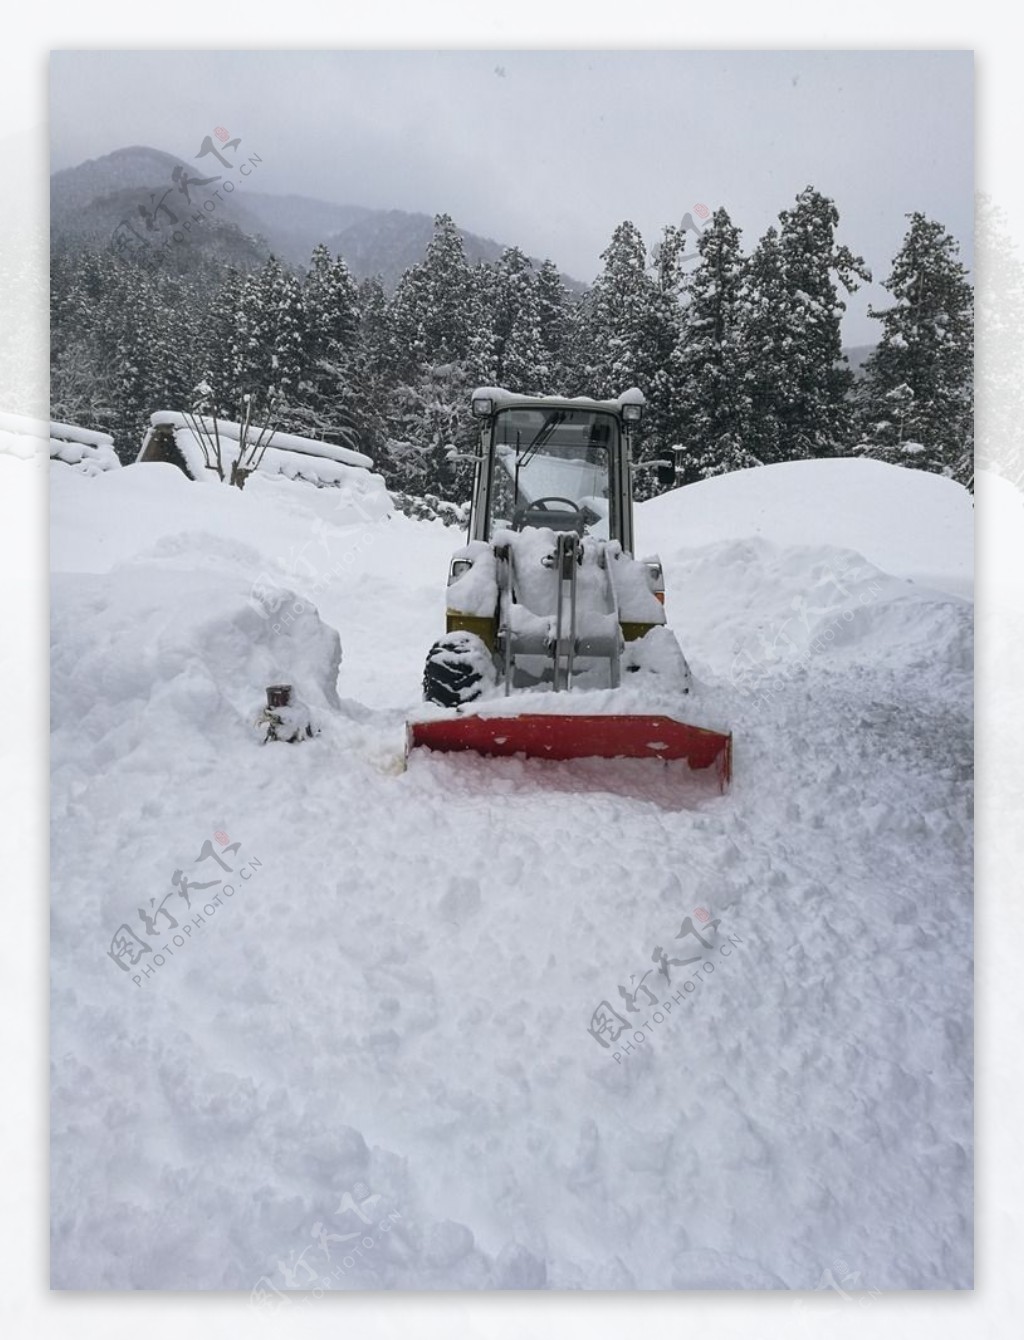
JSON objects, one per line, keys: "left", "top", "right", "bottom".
{"left": 50, "top": 453, "right": 973, "bottom": 1291}
{"left": 667, "top": 537, "right": 972, "bottom": 691}
{"left": 639, "top": 457, "right": 973, "bottom": 598}
{"left": 51, "top": 461, "right": 394, "bottom": 580}
{"left": 50, "top": 461, "right": 443, "bottom": 708}
{"left": 53, "top": 567, "right": 342, "bottom": 769}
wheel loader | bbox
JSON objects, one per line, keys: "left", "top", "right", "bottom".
{"left": 406, "top": 388, "right": 731, "bottom": 789}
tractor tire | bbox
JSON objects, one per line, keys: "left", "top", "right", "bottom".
{"left": 423, "top": 631, "right": 498, "bottom": 708}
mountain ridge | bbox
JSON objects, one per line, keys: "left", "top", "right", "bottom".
{"left": 50, "top": 144, "right": 583, "bottom": 289}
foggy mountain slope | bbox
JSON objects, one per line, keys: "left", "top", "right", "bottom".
{"left": 50, "top": 145, "right": 586, "bottom": 286}
{"left": 50, "top": 145, "right": 272, "bottom": 267}
{"left": 239, "top": 192, "right": 373, "bottom": 267}
{"left": 326, "top": 209, "right": 504, "bottom": 287}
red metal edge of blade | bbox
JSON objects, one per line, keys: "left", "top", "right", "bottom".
{"left": 407, "top": 714, "right": 732, "bottom": 792}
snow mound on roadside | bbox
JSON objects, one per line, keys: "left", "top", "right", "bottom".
{"left": 50, "top": 459, "right": 393, "bottom": 577}
{"left": 51, "top": 566, "right": 342, "bottom": 772}
{"left": 639, "top": 457, "right": 973, "bottom": 598}
{"left": 668, "top": 536, "right": 972, "bottom": 688}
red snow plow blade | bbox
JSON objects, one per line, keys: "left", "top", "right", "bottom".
{"left": 407, "top": 714, "right": 732, "bottom": 792}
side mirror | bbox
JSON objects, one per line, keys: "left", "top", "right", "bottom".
{"left": 656, "top": 461, "right": 677, "bottom": 489}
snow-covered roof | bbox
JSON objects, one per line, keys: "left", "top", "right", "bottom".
{"left": 0, "top": 412, "right": 120, "bottom": 473}
{"left": 146, "top": 412, "right": 373, "bottom": 469}
{"left": 49, "top": 419, "right": 121, "bottom": 475}
{"left": 140, "top": 411, "right": 376, "bottom": 489}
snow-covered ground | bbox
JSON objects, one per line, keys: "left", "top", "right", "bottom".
{"left": 50, "top": 456, "right": 973, "bottom": 1292}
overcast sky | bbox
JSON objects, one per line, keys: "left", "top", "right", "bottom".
{"left": 50, "top": 49, "right": 972, "bottom": 345}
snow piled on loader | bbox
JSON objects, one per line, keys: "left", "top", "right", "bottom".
{"left": 50, "top": 454, "right": 972, "bottom": 1291}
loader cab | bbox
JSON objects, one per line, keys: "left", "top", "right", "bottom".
{"left": 469, "top": 394, "right": 638, "bottom": 554}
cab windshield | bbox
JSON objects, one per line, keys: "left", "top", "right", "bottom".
{"left": 488, "top": 407, "right": 616, "bottom": 539}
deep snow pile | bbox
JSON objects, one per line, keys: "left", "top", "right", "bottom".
{"left": 641, "top": 457, "right": 973, "bottom": 597}
{"left": 50, "top": 456, "right": 973, "bottom": 1292}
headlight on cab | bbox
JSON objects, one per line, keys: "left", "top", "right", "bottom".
{"left": 448, "top": 558, "right": 473, "bottom": 585}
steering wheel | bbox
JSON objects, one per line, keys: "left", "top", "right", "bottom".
{"left": 512, "top": 496, "right": 583, "bottom": 532}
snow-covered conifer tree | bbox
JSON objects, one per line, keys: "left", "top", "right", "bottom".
{"left": 858, "top": 213, "right": 973, "bottom": 481}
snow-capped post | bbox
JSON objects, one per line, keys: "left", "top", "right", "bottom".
{"left": 255, "top": 684, "right": 319, "bottom": 744}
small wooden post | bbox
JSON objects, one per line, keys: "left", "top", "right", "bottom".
{"left": 266, "top": 684, "right": 292, "bottom": 709}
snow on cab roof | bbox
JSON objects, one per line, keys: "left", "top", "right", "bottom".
{"left": 472, "top": 387, "right": 646, "bottom": 414}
